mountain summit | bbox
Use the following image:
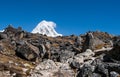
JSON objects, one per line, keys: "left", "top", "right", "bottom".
{"left": 32, "top": 20, "right": 62, "bottom": 37}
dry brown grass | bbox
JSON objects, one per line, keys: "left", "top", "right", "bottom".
{"left": 95, "top": 44, "right": 105, "bottom": 50}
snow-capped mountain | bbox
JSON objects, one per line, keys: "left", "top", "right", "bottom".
{"left": 32, "top": 20, "right": 62, "bottom": 37}
{"left": 0, "top": 30, "right": 4, "bottom": 32}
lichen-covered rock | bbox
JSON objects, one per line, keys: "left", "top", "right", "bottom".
{"left": 30, "top": 60, "right": 75, "bottom": 77}
{"left": 16, "top": 41, "right": 40, "bottom": 61}
{"left": 0, "top": 41, "right": 16, "bottom": 55}
{"left": 35, "top": 59, "right": 57, "bottom": 70}
{"left": 83, "top": 32, "right": 105, "bottom": 51}
{"left": 0, "top": 33, "right": 7, "bottom": 39}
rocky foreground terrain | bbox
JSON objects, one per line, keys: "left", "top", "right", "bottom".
{"left": 0, "top": 26, "right": 120, "bottom": 77}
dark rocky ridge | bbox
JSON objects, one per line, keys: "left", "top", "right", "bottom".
{"left": 0, "top": 25, "right": 119, "bottom": 77}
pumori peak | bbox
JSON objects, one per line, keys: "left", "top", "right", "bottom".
{"left": 32, "top": 20, "right": 62, "bottom": 37}
{"left": 0, "top": 30, "right": 4, "bottom": 32}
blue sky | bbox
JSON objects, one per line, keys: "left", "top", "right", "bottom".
{"left": 0, "top": 0, "right": 120, "bottom": 35}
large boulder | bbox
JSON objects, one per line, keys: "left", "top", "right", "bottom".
{"left": 0, "top": 41, "right": 16, "bottom": 55}
{"left": 108, "top": 36, "right": 120, "bottom": 61}
{"left": 110, "top": 71, "right": 119, "bottom": 77}
{"left": 76, "top": 49, "right": 95, "bottom": 61}
{"left": 77, "top": 64, "right": 95, "bottom": 77}
{"left": 30, "top": 60, "right": 75, "bottom": 77}
{"left": 59, "top": 50, "right": 75, "bottom": 63}
{"left": 16, "top": 41, "right": 40, "bottom": 61}
{"left": 83, "top": 31, "right": 113, "bottom": 51}
{"left": 0, "top": 33, "right": 7, "bottom": 39}
{"left": 83, "top": 32, "right": 105, "bottom": 51}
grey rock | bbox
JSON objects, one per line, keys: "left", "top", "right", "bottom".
{"left": 16, "top": 41, "right": 39, "bottom": 61}
{"left": 0, "top": 33, "right": 7, "bottom": 39}
{"left": 109, "top": 37, "right": 120, "bottom": 61}
{"left": 30, "top": 60, "right": 75, "bottom": 77}
{"left": 59, "top": 50, "right": 75, "bottom": 63}
{"left": 96, "top": 64, "right": 109, "bottom": 77}
{"left": 83, "top": 32, "right": 105, "bottom": 51}
{"left": 35, "top": 59, "right": 57, "bottom": 70}
{"left": 81, "top": 49, "right": 95, "bottom": 57}
{"left": 76, "top": 49, "right": 95, "bottom": 61}
{"left": 105, "top": 63, "right": 120, "bottom": 73}
{"left": 77, "top": 64, "right": 95, "bottom": 77}
{"left": 110, "top": 71, "right": 119, "bottom": 77}
{"left": 76, "top": 36, "right": 82, "bottom": 45}
{"left": 90, "top": 73, "right": 101, "bottom": 77}
{"left": 16, "top": 40, "right": 25, "bottom": 45}
{"left": 73, "top": 56, "right": 84, "bottom": 64}
{"left": 70, "top": 61, "right": 80, "bottom": 69}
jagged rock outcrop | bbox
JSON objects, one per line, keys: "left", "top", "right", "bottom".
{"left": 16, "top": 41, "right": 40, "bottom": 61}
{"left": 108, "top": 36, "right": 120, "bottom": 61}
{"left": 83, "top": 31, "right": 113, "bottom": 51}
{"left": 0, "top": 26, "right": 120, "bottom": 77}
